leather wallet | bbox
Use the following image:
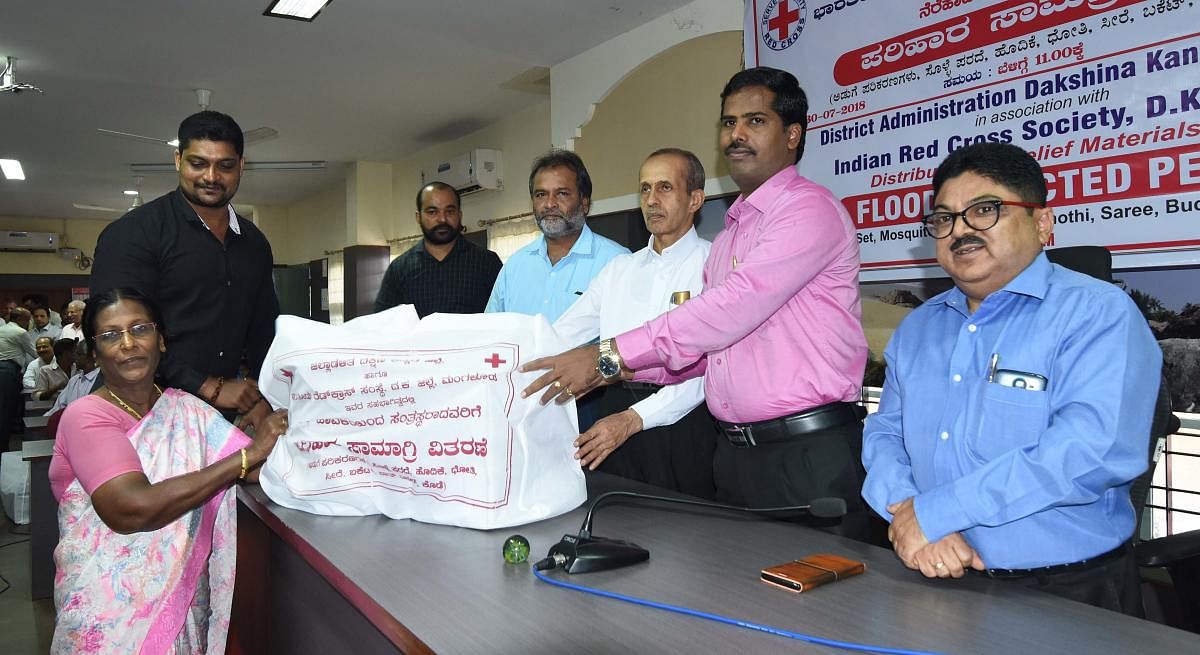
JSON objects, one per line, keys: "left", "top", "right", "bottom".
{"left": 760, "top": 554, "right": 866, "bottom": 592}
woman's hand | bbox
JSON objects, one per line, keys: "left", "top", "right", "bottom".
{"left": 203, "top": 377, "right": 263, "bottom": 414}
{"left": 248, "top": 409, "right": 289, "bottom": 467}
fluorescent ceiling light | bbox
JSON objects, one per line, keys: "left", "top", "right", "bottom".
{"left": 167, "top": 139, "right": 180, "bottom": 147}
{"left": 130, "top": 161, "right": 326, "bottom": 174}
{"left": 264, "top": 0, "right": 333, "bottom": 21}
{"left": 1, "top": 159, "right": 25, "bottom": 180}
{"left": 123, "top": 189, "right": 139, "bottom": 196}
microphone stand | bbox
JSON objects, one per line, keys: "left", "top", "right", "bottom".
{"left": 538, "top": 491, "right": 847, "bottom": 574}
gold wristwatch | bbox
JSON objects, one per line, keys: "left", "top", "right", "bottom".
{"left": 597, "top": 338, "right": 625, "bottom": 381}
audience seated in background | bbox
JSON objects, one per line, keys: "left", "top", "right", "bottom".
{"left": 59, "top": 300, "right": 86, "bottom": 341}
{"left": 47, "top": 340, "right": 98, "bottom": 416}
{"left": 34, "top": 338, "right": 76, "bottom": 402}
{"left": 23, "top": 336, "right": 54, "bottom": 390}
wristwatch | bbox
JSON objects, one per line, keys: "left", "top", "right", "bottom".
{"left": 597, "top": 338, "right": 625, "bottom": 381}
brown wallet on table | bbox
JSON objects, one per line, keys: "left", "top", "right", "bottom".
{"left": 760, "top": 554, "right": 866, "bottom": 593}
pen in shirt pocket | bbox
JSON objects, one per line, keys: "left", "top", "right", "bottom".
{"left": 987, "top": 353, "right": 999, "bottom": 382}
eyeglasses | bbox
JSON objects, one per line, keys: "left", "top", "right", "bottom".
{"left": 93, "top": 322, "right": 158, "bottom": 347}
{"left": 921, "top": 199, "right": 1042, "bottom": 239}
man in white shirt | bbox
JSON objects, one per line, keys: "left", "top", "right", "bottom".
{"left": 552, "top": 148, "right": 717, "bottom": 498}
{"left": 47, "top": 340, "right": 97, "bottom": 415}
{"left": 22, "top": 336, "right": 54, "bottom": 390}
{"left": 33, "top": 338, "right": 75, "bottom": 401}
{"left": 59, "top": 300, "right": 86, "bottom": 341}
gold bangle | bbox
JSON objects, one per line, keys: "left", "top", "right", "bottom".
{"left": 239, "top": 448, "right": 248, "bottom": 480}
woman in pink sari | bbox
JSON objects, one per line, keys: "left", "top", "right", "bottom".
{"left": 49, "top": 288, "right": 288, "bottom": 654}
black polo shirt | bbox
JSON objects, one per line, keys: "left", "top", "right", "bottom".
{"left": 374, "top": 237, "right": 502, "bottom": 318}
{"left": 90, "top": 189, "right": 280, "bottom": 394}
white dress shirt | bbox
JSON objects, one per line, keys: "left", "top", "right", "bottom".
{"left": 23, "top": 357, "right": 50, "bottom": 389}
{"left": 554, "top": 227, "right": 711, "bottom": 430}
{"left": 59, "top": 323, "right": 85, "bottom": 341}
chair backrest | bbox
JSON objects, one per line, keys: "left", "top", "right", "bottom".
{"left": 1044, "top": 245, "right": 1113, "bottom": 282}
{"left": 1043, "top": 244, "right": 1175, "bottom": 540}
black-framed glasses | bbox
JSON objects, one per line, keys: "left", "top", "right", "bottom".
{"left": 921, "top": 199, "right": 1042, "bottom": 239}
{"left": 92, "top": 322, "right": 158, "bottom": 347}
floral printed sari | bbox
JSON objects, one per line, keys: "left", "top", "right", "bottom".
{"left": 52, "top": 388, "right": 248, "bottom": 654}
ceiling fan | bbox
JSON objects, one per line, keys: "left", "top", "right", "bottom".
{"left": 72, "top": 178, "right": 144, "bottom": 214}
{"left": 97, "top": 88, "right": 280, "bottom": 150}
{"left": 0, "top": 56, "right": 44, "bottom": 94}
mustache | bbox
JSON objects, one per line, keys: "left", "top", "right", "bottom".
{"left": 950, "top": 235, "right": 986, "bottom": 252}
{"left": 725, "top": 142, "right": 755, "bottom": 156}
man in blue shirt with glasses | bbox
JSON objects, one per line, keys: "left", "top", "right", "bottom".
{"left": 862, "top": 142, "right": 1160, "bottom": 615}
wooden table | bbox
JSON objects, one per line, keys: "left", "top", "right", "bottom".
{"left": 228, "top": 474, "right": 1199, "bottom": 654}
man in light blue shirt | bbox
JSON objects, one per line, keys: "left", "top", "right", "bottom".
{"left": 485, "top": 150, "right": 628, "bottom": 323}
{"left": 861, "top": 143, "right": 1160, "bottom": 616}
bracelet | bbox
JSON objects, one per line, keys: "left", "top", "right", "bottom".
{"left": 208, "top": 377, "right": 225, "bottom": 405}
{"left": 238, "top": 448, "right": 248, "bottom": 480}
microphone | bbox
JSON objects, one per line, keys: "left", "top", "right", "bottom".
{"left": 536, "top": 491, "right": 847, "bottom": 574}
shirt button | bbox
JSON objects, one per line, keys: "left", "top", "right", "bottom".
{"left": 722, "top": 402, "right": 729, "bottom": 409}
{"left": 940, "top": 431, "right": 949, "bottom": 441}
{"left": 226, "top": 280, "right": 231, "bottom": 287}
{"left": 218, "top": 351, "right": 224, "bottom": 358}
{"left": 952, "top": 374, "right": 962, "bottom": 382}
{"left": 715, "top": 358, "right": 722, "bottom": 365}
{"left": 967, "top": 324, "right": 977, "bottom": 332}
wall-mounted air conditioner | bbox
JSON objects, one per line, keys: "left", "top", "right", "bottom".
{"left": 0, "top": 231, "right": 59, "bottom": 252}
{"left": 419, "top": 148, "right": 503, "bottom": 195}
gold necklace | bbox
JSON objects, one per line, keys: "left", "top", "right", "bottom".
{"left": 106, "top": 385, "right": 163, "bottom": 420}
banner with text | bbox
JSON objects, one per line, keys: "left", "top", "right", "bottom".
{"left": 746, "top": 0, "right": 1200, "bottom": 276}
{"left": 258, "top": 308, "right": 586, "bottom": 530}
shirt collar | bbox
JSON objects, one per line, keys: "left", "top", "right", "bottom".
{"left": 727, "top": 165, "right": 800, "bottom": 223}
{"left": 646, "top": 226, "right": 701, "bottom": 260}
{"left": 177, "top": 189, "right": 241, "bottom": 234}
{"left": 417, "top": 237, "right": 468, "bottom": 260}
{"left": 529, "top": 223, "right": 596, "bottom": 259}
{"left": 933, "top": 251, "right": 1051, "bottom": 310}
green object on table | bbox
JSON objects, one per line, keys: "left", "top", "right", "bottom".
{"left": 503, "top": 534, "right": 531, "bottom": 564}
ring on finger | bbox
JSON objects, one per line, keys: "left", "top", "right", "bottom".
{"left": 553, "top": 380, "right": 563, "bottom": 390}
{"left": 564, "top": 387, "right": 574, "bottom": 396}
{"left": 935, "top": 562, "right": 945, "bottom": 569}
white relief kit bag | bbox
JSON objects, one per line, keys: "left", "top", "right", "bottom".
{"left": 257, "top": 306, "right": 586, "bottom": 529}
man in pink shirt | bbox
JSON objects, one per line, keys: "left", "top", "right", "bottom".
{"left": 524, "top": 67, "right": 876, "bottom": 542}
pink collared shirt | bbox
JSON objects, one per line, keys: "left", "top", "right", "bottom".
{"left": 615, "top": 166, "right": 867, "bottom": 423}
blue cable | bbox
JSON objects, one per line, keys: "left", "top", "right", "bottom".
{"left": 532, "top": 567, "right": 945, "bottom": 655}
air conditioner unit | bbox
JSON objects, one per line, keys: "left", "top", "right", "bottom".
{"left": 419, "top": 148, "right": 502, "bottom": 195}
{"left": 0, "top": 231, "right": 59, "bottom": 252}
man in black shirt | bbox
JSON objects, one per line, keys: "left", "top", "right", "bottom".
{"left": 90, "top": 110, "right": 278, "bottom": 423}
{"left": 374, "top": 181, "right": 502, "bottom": 318}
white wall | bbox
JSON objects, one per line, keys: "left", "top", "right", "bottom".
{"left": 551, "top": 0, "right": 742, "bottom": 150}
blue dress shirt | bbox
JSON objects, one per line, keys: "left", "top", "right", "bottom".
{"left": 485, "top": 224, "right": 629, "bottom": 323}
{"left": 862, "top": 253, "right": 1161, "bottom": 569}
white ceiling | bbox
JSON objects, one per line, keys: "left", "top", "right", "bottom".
{"left": 0, "top": 0, "right": 695, "bottom": 220}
